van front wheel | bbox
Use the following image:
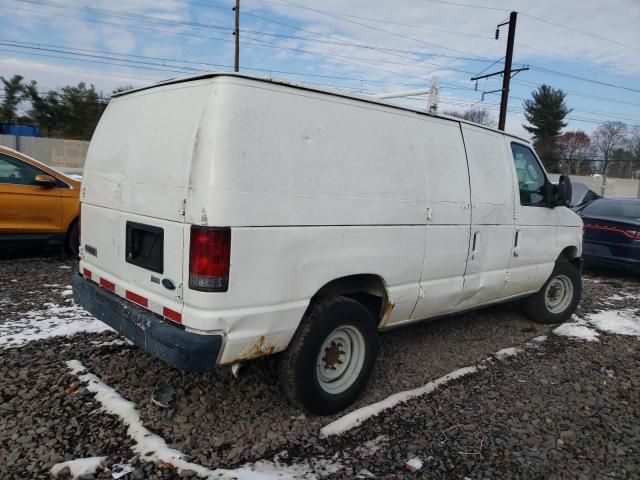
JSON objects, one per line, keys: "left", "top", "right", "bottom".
{"left": 278, "top": 296, "right": 378, "bottom": 415}
{"left": 523, "top": 261, "right": 582, "bottom": 324}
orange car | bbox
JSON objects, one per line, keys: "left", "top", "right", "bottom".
{"left": 0, "top": 145, "right": 80, "bottom": 253}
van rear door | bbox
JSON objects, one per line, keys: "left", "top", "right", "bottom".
{"left": 79, "top": 81, "right": 213, "bottom": 321}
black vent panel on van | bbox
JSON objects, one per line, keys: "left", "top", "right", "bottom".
{"left": 126, "top": 222, "right": 164, "bottom": 274}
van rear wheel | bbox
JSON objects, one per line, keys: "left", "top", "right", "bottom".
{"left": 278, "top": 296, "right": 378, "bottom": 415}
{"left": 523, "top": 261, "right": 582, "bottom": 324}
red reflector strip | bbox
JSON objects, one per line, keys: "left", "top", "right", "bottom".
{"left": 99, "top": 278, "right": 115, "bottom": 292}
{"left": 163, "top": 307, "right": 182, "bottom": 323}
{"left": 83, "top": 268, "right": 92, "bottom": 280}
{"left": 125, "top": 290, "right": 148, "bottom": 308}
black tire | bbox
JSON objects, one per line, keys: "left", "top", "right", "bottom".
{"left": 278, "top": 296, "right": 378, "bottom": 415}
{"left": 66, "top": 221, "right": 79, "bottom": 256}
{"left": 523, "top": 260, "right": 582, "bottom": 324}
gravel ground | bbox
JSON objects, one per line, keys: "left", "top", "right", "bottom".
{"left": 0, "top": 254, "right": 638, "bottom": 479}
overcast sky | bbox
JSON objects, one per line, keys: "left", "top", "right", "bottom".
{"left": 1, "top": 0, "right": 638, "bottom": 138}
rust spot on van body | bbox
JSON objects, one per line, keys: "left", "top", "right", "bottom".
{"left": 232, "top": 336, "right": 277, "bottom": 363}
{"left": 379, "top": 302, "right": 395, "bottom": 328}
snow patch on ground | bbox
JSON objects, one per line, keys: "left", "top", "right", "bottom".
{"left": 531, "top": 335, "right": 548, "bottom": 343}
{"left": 0, "top": 303, "right": 112, "bottom": 348}
{"left": 50, "top": 456, "right": 106, "bottom": 479}
{"left": 554, "top": 308, "right": 640, "bottom": 341}
{"left": 320, "top": 365, "right": 478, "bottom": 438}
{"left": 587, "top": 309, "right": 640, "bottom": 337}
{"left": 66, "top": 360, "right": 341, "bottom": 479}
{"left": 405, "top": 457, "right": 423, "bottom": 471}
{"left": 554, "top": 318, "right": 600, "bottom": 341}
{"left": 494, "top": 346, "right": 522, "bottom": 359}
{"left": 90, "top": 338, "right": 133, "bottom": 348}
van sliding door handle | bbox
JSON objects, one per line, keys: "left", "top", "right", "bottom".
{"left": 471, "top": 231, "right": 479, "bottom": 260}
{"left": 513, "top": 231, "right": 520, "bottom": 257}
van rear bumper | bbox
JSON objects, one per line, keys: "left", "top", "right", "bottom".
{"left": 72, "top": 273, "right": 222, "bottom": 372}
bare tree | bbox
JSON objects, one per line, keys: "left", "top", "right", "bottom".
{"left": 557, "top": 130, "right": 591, "bottom": 174}
{"left": 592, "top": 121, "right": 627, "bottom": 175}
{"left": 443, "top": 108, "right": 496, "bottom": 127}
{"left": 627, "top": 127, "right": 640, "bottom": 178}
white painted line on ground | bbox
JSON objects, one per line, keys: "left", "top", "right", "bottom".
{"left": 320, "top": 365, "right": 479, "bottom": 438}
{"left": 65, "top": 360, "right": 341, "bottom": 479}
{"left": 50, "top": 456, "right": 106, "bottom": 479}
{"left": 321, "top": 335, "right": 552, "bottom": 438}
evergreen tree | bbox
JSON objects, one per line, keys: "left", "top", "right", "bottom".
{"left": 25, "top": 82, "right": 63, "bottom": 137}
{"left": 523, "top": 85, "right": 571, "bottom": 170}
{"left": 0, "top": 75, "right": 28, "bottom": 124}
{"left": 58, "top": 83, "right": 107, "bottom": 140}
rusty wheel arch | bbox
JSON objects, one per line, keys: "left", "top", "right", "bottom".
{"left": 310, "top": 274, "right": 390, "bottom": 327}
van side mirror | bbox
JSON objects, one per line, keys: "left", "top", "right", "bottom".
{"left": 33, "top": 174, "right": 57, "bottom": 188}
{"left": 555, "top": 175, "right": 572, "bottom": 207}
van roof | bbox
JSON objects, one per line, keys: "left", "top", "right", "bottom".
{"left": 112, "top": 72, "right": 531, "bottom": 144}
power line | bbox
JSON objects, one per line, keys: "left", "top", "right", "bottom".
{"left": 256, "top": 0, "right": 640, "bottom": 97}
{"left": 511, "top": 79, "right": 640, "bottom": 108}
{"left": 525, "top": 65, "right": 640, "bottom": 94}
{"left": 273, "top": 0, "right": 496, "bottom": 61}
{"left": 520, "top": 12, "right": 640, "bottom": 53}
{"left": 2, "top": 1, "right": 500, "bottom": 70}
{"left": 0, "top": 39, "right": 468, "bottom": 89}
{"left": 4, "top": 40, "right": 637, "bottom": 128}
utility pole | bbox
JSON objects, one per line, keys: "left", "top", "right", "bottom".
{"left": 498, "top": 11, "right": 517, "bottom": 131}
{"left": 234, "top": 0, "right": 240, "bottom": 72}
{"left": 470, "top": 11, "right": 527, "bottom": 131}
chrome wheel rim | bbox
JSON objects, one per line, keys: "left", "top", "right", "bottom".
{"left": 316, "top": 326, "right": 366, "bottom": 394}
{"left": 544, "top": 274, "right": 574, "bottom": 314}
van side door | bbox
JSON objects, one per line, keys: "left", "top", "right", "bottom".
{"left": 457, "top": 125, "right": 516, "bottom": 308}
{"left": 409, "top": 119, "right": 471, "bottom": 321}
{"left": 503, "top": 141, "right": 558, "bottom": 296}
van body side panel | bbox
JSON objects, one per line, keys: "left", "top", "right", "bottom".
{"left": 192, "top": 226, "right": 424, "bottom": 363}
{"left": 458, "top": 125, "right": 515, "bottom": 308}
{"left": 186, "top": 79, "right": 428, "bottom": 226}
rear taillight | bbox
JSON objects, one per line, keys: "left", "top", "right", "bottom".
{"left": 189, "top": 226, "right": 231, "bottom": 292}
{"left": 625, "top": 229, "right": 640, "bottom": 240}
{"left": 584, "top": 222, "right": 640, "bottom": 240}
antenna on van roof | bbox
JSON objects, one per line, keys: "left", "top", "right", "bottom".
{"left": 371, "top": 77, "right": 439, "bottom": 113}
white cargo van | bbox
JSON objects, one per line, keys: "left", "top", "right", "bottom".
{"left": 74, "top": 73, "right": 583, "bottom": 414}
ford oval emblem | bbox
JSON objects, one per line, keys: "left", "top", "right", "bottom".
{"left": 162, "top": 278, "right": 176, "bottom": 290}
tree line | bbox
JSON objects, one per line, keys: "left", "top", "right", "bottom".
{"left": 0, "top": 74, "right": 131, "bottom": 140}
{"left": 2, "top": 73, "right": 639, "bottom": 178}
